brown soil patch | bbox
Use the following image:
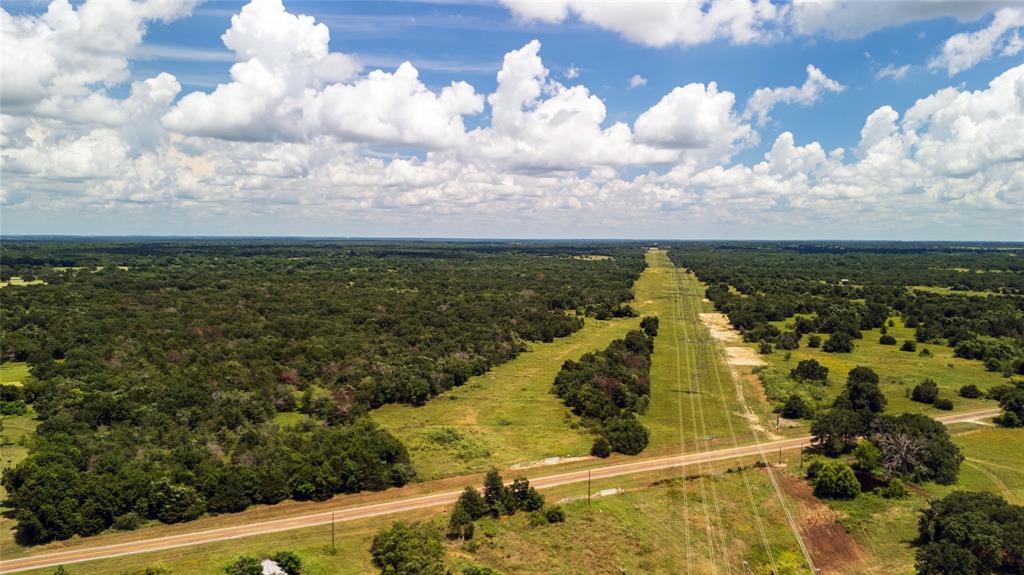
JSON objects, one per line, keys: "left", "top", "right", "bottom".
{"left": 778, "top": 474, "right": 866, "bottom": 575}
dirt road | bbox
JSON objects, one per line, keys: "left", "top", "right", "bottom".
{"left": 0, "top": 407, "right": 1000, "bottom": 573}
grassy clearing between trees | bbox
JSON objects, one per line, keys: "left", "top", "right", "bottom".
{"left": 754, "top": 316, "right": 1005, "bottom": 416}
{"left": 0, "top": 277, "right": 46, "bottom": 288}
{"left": 371, "top": 315, "right": 640, "bottom": 480}
{"left": 0, "top": 361, "right": 30, "bottom": 385}
{"left": 636, "top": 250, "right": 760, "bottom": 451}
{"left": 808, "top": 425, "right": 1024, "bottom": 575}
{"left": 13, "top": 461, "right": 810, "bottom": 575}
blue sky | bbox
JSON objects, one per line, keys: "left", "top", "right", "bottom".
{"left": 1, "top": 0, "right": 1023, "bottom": 239}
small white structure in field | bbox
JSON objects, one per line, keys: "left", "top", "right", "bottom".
{"left": 262, "top": 559, "right": 286, "bottom": 575}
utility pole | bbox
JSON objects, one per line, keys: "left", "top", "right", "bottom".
{"left": 778, "top": 447, "right": 782, "bottom": 465}
{"left": 331, "top": 511, "right": 336, "bottom": 553}
{"left": 588, "top": 469, "right": 592, "bottom": 507}
{"left": 799, "top": 444, "right": 804, "bottom": 468}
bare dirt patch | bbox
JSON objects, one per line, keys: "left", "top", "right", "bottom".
{"left": 777, "top": 474, "right": 866, "bottom": 575}
{"left": 699, "top": 312, "right": 742, "bottom": 343}
{"left": 699, "top": 313, "right": 767, "bottom": 367}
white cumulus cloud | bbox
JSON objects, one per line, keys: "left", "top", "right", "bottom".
{"left": 929, "top": 7, "right": 1024, "bottom": 76}
{"left": 744, "top": 64, "right": 844, "bottom": 126}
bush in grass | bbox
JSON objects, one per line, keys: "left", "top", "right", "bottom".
{"left": 901, "top": 340, "right": 917, "bottom": 352}
{"left": 759, "top": 341, "right": 773, "bottom": 354}
{"left": 807, "top": 334, "right": 822, "bottom": 348}
{"left": 640, "top": 316, "right": 659, "bottom": 337}
{"left": 776, "top": 331, "right": 800, "bottom": 350}
{"left": 933, "top": 398, "right": 953, "bottom": 411}
{"left": 370, "top": 521, "right": 446, "bottom": 575}
{"left": 790, "top": 359, "right": 828, "bottom": 382}
{"left": 823, "top": 332, "right": 854, "bottom": 353}
{"left": 810, "top": 461, "right": 860, "bottom": 499}
{"left": 876, "top": 478, "right": 907, "bottom": 499}
{"left": 456, "top": 487, "right": 488, "bottom": 519}
{"left": 879, "top": 334, "right": 897, "bottom": 345}
{"left": 448, "top": 504, "right": 475, "bottom": 541}
{"left": 781, "top": 394, "right": 812, "bottom": 419}
{"left": 224, "top": 556, "right": 262, "bottom": 575}
{"left": 544, "top": 505, "right": 566, "bottom": 523}
{"left": 958, "top": 384, "right": 982, "bottom": 399}
{"left": 993, "top": 387, "right": 1024, "bottom": 428}
{"left": 911, "top": 379, "right": 939, "bottom": 404}
{"left": 271, "top": 551, "right": 302, "bottom": 575}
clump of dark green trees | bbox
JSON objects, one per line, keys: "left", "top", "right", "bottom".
{"left": 552, "top": 324, "right": 657, "bottom": 457}
{"left": 448, "top": 469, "right": 559, "bottom": 542}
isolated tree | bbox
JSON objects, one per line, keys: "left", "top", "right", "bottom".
{"left": 807, "top": 334, "right": 822, "bottom": 348}
{"left": 776, "top": 331, "right": 800, "bottom": 350}
{"left": 823, "top": 332, "right": 854, "bottom": 353}
{"left": 509, "top": 477, "right": 544, "bottom": 512}
{"left": 603, "top": 415, "right": 649, "bottom": 455}
{"left": 789, "top": 359, "right": 828, "bottom": 382}
{"left": 759, "top": 341, "right": 773, "bottom": 354}
{"left": 879, "top": 334, "right": 897, "bottom": 345}
{"left": 911, "top": 379, "right": 939, "bottom": 404}
{"left": 901, "top": 340, "right": 917, "bottom": 352}
{"left": 370, "top": 521, "right": 446, "bottom": 575}
{"left": 958, "top": 384, "right": 982, "bottom": 399}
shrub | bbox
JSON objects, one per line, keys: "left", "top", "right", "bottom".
{"left": 776, "top": 331, "right": 800, "bottom": 350}
{"left": 781, "top": 394, "right": 812, "bottom": 419}
{"left": 270, "top": 551, "right": 302, "bottom": 575}
{"left": 790, "top": 359, "right": 828, "bottom": 382}
{"left": 811, "top": 461, "right": 860, "bottom": 499}
{"left": 603, "top": 416, "right": 649, "bottom": 455}
{"left": 958, "top": 384, "right": 982, "bottom": 399}
{"left": 919, "top": 347, "right": 932, "bottom": 357}
{"left": 876, "top": 478, "right": 907, "bottom": 499}
{"left": 224, "top": 556, "right": 262, "bottom": 575}
{"left": 823, "top": 332, "right": 854, "bottom": 353}
{"left": 933, "top": 398, "right": 953, "bottom": 411}
{"left": 370, "top": 522, "right": 446, "bottom": 575}
{"left": 879, "top": 334, "right": 897, "bottom": 345}
{"left": 911, "top": 379, "right": 938, "bottom": 404}
{"left": 544, "top": 506, "right": 566, "bottom": 523}
{"left": 901, "top": 340, "right": 917, "bottom": 352}
{"left": 807, "top": 334, "right": 822, "bottom": 348}
{"left": 759, "top": 341, "right": 773, "bottom": 354}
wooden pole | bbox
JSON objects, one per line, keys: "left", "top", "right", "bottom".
{"left": 331, "top": 511, "right": 336, "bottom": 553}
{"left": 588, "top": 469, "right": 592, "bottom": 506}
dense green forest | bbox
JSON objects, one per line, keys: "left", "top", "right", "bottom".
{"left": 0, "top": 240, "right": 647, "bottom": 544}
{"left": 668, "top": 243, "right": 1024, "bottom": 375}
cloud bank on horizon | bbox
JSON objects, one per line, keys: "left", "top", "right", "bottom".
{"left": 1, "top": 0, "right": 1022, "bottom": 239}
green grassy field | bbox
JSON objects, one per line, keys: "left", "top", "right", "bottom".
{"left": 636, "top": 251, "right": 758, "bottom": 452}
{"left": 909, "top": 285, "right": 1006, "bottom": 297}
{"left": 814, "top": 425, "right": 1024, "bottom": 574}
{"left": 371, "top": 315, "right": 640, "bottom": 479}
{"left": 0, "top": 362, "right": 30, "bottom": 385}
{"left": 0, "top": 277, "right": 46, "bottom": 288}
{"left": 754, "top": 316, "right": 1005, "bottom": 415}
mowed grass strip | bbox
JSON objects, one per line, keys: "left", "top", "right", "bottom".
{"left": 637, "top": 250, "right": 755, "bottom": 451}
{"left": 756, "top": 316, "right": 1005, "bottom": 415}
{"left": 372, "top": 315, "right": 640, "bottom": 480}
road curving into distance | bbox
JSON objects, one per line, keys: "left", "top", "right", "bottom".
{"left": 0, "top": 407, "right": 1001, "bottom": 573}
